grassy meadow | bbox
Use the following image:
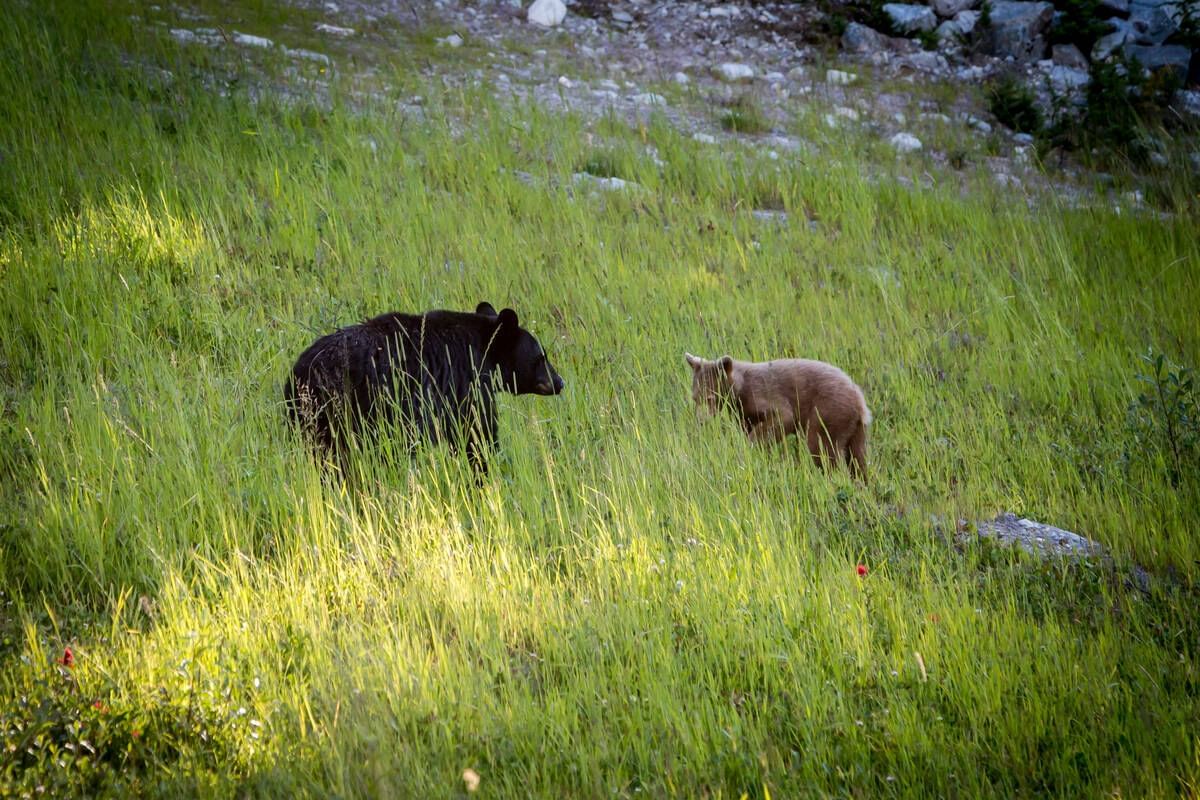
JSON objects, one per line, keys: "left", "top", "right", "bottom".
{"left": 1, "top": 2, "right": 1199, "bottom": 796}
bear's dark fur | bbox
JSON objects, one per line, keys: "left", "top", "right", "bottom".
{"left": 284, "top": 302, "right": 563, "bottom": 472}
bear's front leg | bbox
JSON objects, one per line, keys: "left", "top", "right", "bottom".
{"left": 465, "top": 401, "right": 499, "bottom": 477}
{"left": 747, "top": 420, "right": 785, "bottom": 445}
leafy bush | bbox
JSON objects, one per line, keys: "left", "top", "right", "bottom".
{"left": 1048, "top": 0, "right": 1110, "bottom": 52}
{"left": 986, "top": 74, "right": 1043, "bottom": 134}
{"left": 1127, "top": 349, "right": 1199, "bottom": 487}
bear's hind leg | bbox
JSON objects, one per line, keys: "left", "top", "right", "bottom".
{"left": 805, "top": 416, "right": 839, "bottom": 471}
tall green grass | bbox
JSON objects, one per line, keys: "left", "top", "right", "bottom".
{"left": 1, "top": 2, "right": 1198, "bottom": 796}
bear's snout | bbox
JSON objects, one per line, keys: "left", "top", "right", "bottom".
{"left": 537, "top": 373, "right": 564, "bottom": 395}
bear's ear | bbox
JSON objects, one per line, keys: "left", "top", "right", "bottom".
{"left": 496, "top": 308, "right": 519, "bottom": 331}
{"left": 720, "top": 355, "right": 734, "bottom": 376}
{"left": 475, "top": 302, "right": 498, "bottom": 318}
{"left": 684, "top": 352, "right": 702, "bottom": 370}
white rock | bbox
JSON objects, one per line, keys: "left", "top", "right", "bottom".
{"left": 714, "top": 62, "right": 756, "bottom": 82}
{"left": 890, "top": 132, "right": 923, "bottom": 152}
{"left": 631, "top": 92, "right": 667, "bottom": 105}
{"left": 573, "top": 172, "right": 637, "bottom": 191}
{"left": 528, "top": 0, "right": 567, "bottom": 27}
{"left": 787, "top": 66, "right": 807, "bottom": 79}
{"left": 825, "top": 69, "right": 857, "bottom": 85}
{"left": 693, "top": 132, "right": 717, "bottom": 143}
{"left": 673, "top": 71, "right": 690, "bottom": 84}
{"left": 1013, "top": 132, "right": 1035, "bottom": 144}
{"left": 170, "top": 28, "right": 200, "bottom": 43}
{"left": 437, "top": 33, "right": 463, "bottom": 47}
{"left": 315, "top": 23, "right": 355, "bottom": 37}
{"left": 558, "top": 75, "right": 574, "bottom": 88}
{"left": 288, "top": 47, "right": 331, "bottom": 64}
{"left": 611, "top": 10, "right": 634, "bottom": 23}
{"left": 834, "top": 106, "right": 861, "bottom": 121}
{"left": 965, "top": 114, "right": 993, "bottom": 133}
{"left": 764, "top": 71, "right": 785, "bottom": 82}
{"left": 232, "top": 31, "right": 274, "bottom": 48}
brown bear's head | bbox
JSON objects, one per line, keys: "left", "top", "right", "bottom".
{"left": 684, "top": 352, "right": 733, "bottom": 417}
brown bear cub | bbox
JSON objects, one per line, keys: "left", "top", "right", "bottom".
{"left": 684, "top": 353, "right": 871, "bottom": 480}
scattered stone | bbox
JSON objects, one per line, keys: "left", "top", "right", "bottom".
{"left": 611, "top": 10, "right": 635, "bottom": 24}
{"left": 764, "top": 71, "right": 785, "bottom": 81}
{"left": 1098, "top": 0, "right": 1131, "bottom": 13}
{"left": 673, "top": 71, "right": 689, "bottom": 84}
{"left": 714, "top": 62, "right": 756, "bottom": 81}
{"left": 437, "top": 33, "right": 464, "bottom": 47}
{"left": 315, "top": 23, "right": 355, "bottom": 37}
{"left": 787, "top": 66, "right": 807, "bottom": 80}
{"left": 692, "top": 132, "right": 716, "bottom": 143}
{"left": 898, "top": 50, "right": 951, "bottom": 73}
{"left": 1051, "top": 42, "right": 1089, "bottom": 69}
{"left": 1124, "top": 43, "right": 1193, "bottom": 78}
{"left": 1176, "top": 90, "right": 1200, "bottom": 117}
{"left": 1092, "top": 19, "right": 1130, "bottom": 60}
{"left": 825, "top": 69, "right": 857, "bottom": 85}
{"left": 1013, "top": 131, "right": 1035, "bottom": 144}
{"left": 573, "top": 172, "right": 638, "bottom": 191}
{"left": 890, "top": 132, "right": 923, "bottom": 152}
{"left": 987, "top": 1, "right": 1055, "bottom": 61}
{"left": 528, "top": 0, "right": 567, "bottom": 28}
{"left": 170, "top": 28, "right": 200, "bottom": 43}
{"left": 1047, "top": 64, "right": 1090, "bottom": 95}
{"left": 965, "top": 114, "right": 993, "bottom": 133}
{"left": 752, "top": 209, "right": 789, "bottom": 223}
{"left": 631, "top": 92, "right": 667, "bottom": 105}
{"left": 883, "top": 3, "right": 938, "bottom": 33}
{"left": 288, "top": 47, "right": 331, "bottom": 65}
{"left": 932, "top": 0, "right": 979, "bottom": 17}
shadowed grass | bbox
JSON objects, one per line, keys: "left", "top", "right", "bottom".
{"left": 1, "top": 1, "right": 1198, "bottom": 797}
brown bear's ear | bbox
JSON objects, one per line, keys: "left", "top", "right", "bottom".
{"left": 720, "top": 355, "right": 734, "bottom": 376}
{"left": 497, "top": 308, "right": 519, "bottom": 330}
{"left": 476, "top": 302, "right": 498, "bottom": 318}
{"left": 684, "top": 352, "right": 702, "bottom": 370}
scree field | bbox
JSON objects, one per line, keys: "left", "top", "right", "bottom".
{"left": 1, "top": 2, "right": 1198, "bottom": 797}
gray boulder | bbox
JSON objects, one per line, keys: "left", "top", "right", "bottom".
{"left": 842, "top": 21, "right": 891, "bottom": 52}
{"left": 1124, "top": 43, "right": 1193, "bottom": 78}
{"left": 1092, "top": 19, "right": 1131, "bottom": 59}
{"left": 883, "top": 3, "right": 939, "bottom": 32}
{"left": 1128, "top": 1, "right": 1180, "bottom": 45}
{"left": 937, "top": 9, "right": 981, "bottom": 39}
{"left": 1098, "top": 0, "right": 1131, "bottom": 14}
{"left": 969, "top": 513, "right": 1106, "bottom": 559}
{"left": 932, "top": 0, "right": 979, "bottom": 17}
{"left": 988, "top": 1, "right": 1055, "bottom": 61}
{"left": 1052, "top": 42, "right": 1090, "bottom": 68}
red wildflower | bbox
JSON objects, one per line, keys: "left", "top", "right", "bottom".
{"left": 57, "top": 647, "right": 75, "bottom": 668}
{"left": 92, "top": 700, "right": 108, "bottom": 713}
{"left": 131, "top": 730, "right": 141, "bottom": 739}
{"left": 856, "top": 564, "right": 868, "bottom": 577}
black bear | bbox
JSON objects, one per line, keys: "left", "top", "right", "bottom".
{"left": 284, "top": 302, "right": 564, "bottom": 473}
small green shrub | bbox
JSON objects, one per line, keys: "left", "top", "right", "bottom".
{"left": 718, "top": 95, "right": 771, "bottom": 134}
{"left": 986, "top": 74, "right": 1043, "bottom": 134}
{"left": 1127, "top": 349, "right": 1199, "bottom": 487}
{"left": 1048, "top": 0, "right": 1110, "bottom": 52}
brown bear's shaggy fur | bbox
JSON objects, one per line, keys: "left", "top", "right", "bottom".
{"left": 685, "top": 352, "right": 871, "bottom": 480}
